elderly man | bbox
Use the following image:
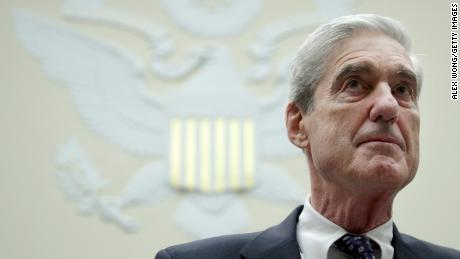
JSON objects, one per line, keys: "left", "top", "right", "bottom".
{"left": 155, "top": 14, "right": 460, "bottom": 259}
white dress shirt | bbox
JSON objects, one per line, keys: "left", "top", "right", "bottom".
{"left": 296, "top": 198, "right": 394, "bottom": 259}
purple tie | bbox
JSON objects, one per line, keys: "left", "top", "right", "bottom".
{"left": 334, "top": 233, "right": 376, "bottom": 259}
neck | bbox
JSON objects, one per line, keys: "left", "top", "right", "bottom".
{"left": 310, "top": 182, "right": 395, "bottom": 234}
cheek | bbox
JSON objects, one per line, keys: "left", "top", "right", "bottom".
{"left": 306, "top": 101, "right": 369, "bottom": 163}
{"left": 397, "top": 110, "right": 420, "bottom": 176}
{"left": 399, "top": 110, "right": 420, "bottom": 154}
{"left": 308, "top": 113, "right": 358, "bottom": 169}
{"left": 409, "top": 119, "right": 420, "bottom": 170}
{"left": 325, "top": 106, "right": 365, "bottom": 142}
{"left": 309, "top": 104, "right": 364, "bottom": 149}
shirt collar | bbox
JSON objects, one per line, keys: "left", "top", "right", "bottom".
{"left": 366, "top": 216, "right": 394, "bottom": 259}
{"left": 296, "top": 197, "right": 394, "bottom": 259}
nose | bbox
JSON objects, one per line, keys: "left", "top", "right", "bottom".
{"left": 369, "top": 83, "right": 399, "bottom": 124}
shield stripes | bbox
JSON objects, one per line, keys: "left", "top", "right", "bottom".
{"left": 169, "top": 117, "right": 255, "bottom": 193}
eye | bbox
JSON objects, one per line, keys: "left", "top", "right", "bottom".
{"left": 392, "top": 83, "right": 414, "bottom": 100}
{"left": 343, "top": 78, "right": 366, "bottom": 94}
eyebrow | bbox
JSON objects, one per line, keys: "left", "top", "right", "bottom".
{"left": 331, "top": 62, "right": 418, "bottom": 93}
{"left": 331, "top": 62, "right": 374, "bottom": 93}
{"left": 394, "top": 65, "right": 417, "bottom": 84}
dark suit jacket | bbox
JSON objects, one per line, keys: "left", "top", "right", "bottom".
{"left": 156, "top": 206, "right": 460, "bottom": 259}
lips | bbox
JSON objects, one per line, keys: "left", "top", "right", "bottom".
{"left": 357, "top": 134, "right": 405, "bottom": 150}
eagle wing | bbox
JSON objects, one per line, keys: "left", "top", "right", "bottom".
{"left": 13, "top": 10, "right": 167, "bottom": 156}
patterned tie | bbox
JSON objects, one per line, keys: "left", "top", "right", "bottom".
{"left": 334, "top": 233, "right": 376, "bottom": 259}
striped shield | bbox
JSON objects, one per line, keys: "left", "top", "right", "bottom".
{"left": 169, "top": 117, "right": 255, "bottom": 193}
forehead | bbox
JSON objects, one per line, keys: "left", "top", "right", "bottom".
{"left": 327, "top": 30, "right": 414, "bottom": 77}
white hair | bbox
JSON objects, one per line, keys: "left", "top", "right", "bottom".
{"left": 290, "top": 14, "right": 422, "bottom": 112}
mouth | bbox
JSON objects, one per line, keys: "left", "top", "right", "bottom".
{"left": 358, "top": 135, "right": 404, "bottom": 150}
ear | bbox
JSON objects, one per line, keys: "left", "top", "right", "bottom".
{"left": 285, "top": 102, "right": 310, "bottom": 148}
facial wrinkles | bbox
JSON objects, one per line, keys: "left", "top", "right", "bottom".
{"left": 349, "top": 80, "right": 407, "bottom": 157}
{"left": 332, "top": 33, "right": 414, "bottom": 82}
{"left": 308, "top": 31, "right": 420, "bottom": 171}
{"left": 303, "top": 33, "right": 422, "bottom": 229}
{"left": 330, "top": 48, "right": 416, "bottom": 145}
{"left": 308, "top": 87, "right": 356, "bottom": 177}
{"left": 334, "top": 54, "right": 413, "bottom": 85}
{"left": 365, "top": 62, "right": 418, "bottom": 157}
{"left": 395, "top": 107, "right": 419, "bottom": 156}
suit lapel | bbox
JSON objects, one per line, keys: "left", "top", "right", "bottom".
{"left": 240, "top": 206, "right": 303, "bottom": 259}
{"left": 240, "top": 206, "right": 422, "bottom": 259}
{"left": 392, "top": 224, "right": 418, "bottom": 259}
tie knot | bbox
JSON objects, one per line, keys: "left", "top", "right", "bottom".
{"left": 334, "top": 233, "right": 376, "bottom": 259}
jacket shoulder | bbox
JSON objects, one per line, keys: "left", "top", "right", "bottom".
{"left": 155, "top": 232, "right": 260, "bottom": 259}
{"left": 399, "top": 233, "right": 460, "bottom": 259}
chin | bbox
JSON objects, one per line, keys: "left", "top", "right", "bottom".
{"left": 363, "top": 158, "right": 410, "bottom": 188}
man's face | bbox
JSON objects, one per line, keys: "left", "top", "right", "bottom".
{"left": 298, "top": 31, "right": 420, "bottom": 193}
